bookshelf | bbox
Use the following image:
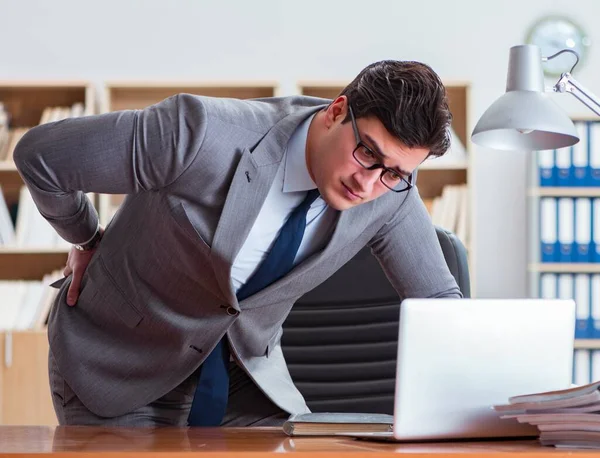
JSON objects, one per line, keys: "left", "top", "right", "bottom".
{"left": 0, "top": 81, "right": 94, "bottom": 278}
{"left": 527, "top": 118, "right": 600, "bottom": 384}
{"left": 0, "top": 331, "right": 56, "bottom": 425}
{"left": 0, "top": 81, "right": 94, "bottom": 426}
{"left": 98, "top": 81, "right": 279, "bottom": 225}
{"left": 297, "top": 81, "right": 474, "bottom": 280}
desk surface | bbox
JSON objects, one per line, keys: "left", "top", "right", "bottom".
{"left": 0, "top": 426, "right": 596, "bottom": 457}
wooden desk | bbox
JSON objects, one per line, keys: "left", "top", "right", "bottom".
{"left": 0, "top": 426, "right": 593, "bottom": 457}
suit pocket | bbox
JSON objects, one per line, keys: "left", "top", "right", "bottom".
{"left": 50, "top": 277, "right": 68, "bottom": 289}
{"left": 81, "top": 257, "right": 144, "bottom": 329}
{"left": 170, "top": 202, "right": 211, "bottom": 253}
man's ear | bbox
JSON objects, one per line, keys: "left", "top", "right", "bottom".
{"left": 324, "top": 96, "right": 348, "bottom": 127}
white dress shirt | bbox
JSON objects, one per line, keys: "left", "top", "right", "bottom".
{"left": 231, "top": 113, "right": 338, "bottom": 293}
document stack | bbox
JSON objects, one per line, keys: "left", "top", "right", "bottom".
{"left": 493, "top": 381, "right": 600, "bottom": 449}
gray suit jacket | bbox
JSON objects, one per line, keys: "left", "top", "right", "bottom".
{"left": 14, "top": 94, "right": 461, "bottom": 418}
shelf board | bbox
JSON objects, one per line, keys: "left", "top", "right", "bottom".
{"left": 104, "top": 82, "right": 279, "bottom": 112}
{"left": 529, "top": 263, "right": 600, "bottom": 273}
{"left": 529, "top": 187, "right": 600, "bottom": 197}
{"left": 0, "top": 162, "right": 17, "bottom": 172}
{"left": 575, "top": 339, "right": 600, "bottom": 349}
{"left": 0, "top": 247, "right": 69, "bottom": 254}
{"left": 0, "top": 80, "right": 91, "bottom": 88}
{"left": 105, "top": 80, "right": 278, "bottom": 89}
{"left": 0, "top": 248, "right": 67, "bottom": 280}
{"left": 420, "top": 161, "right": 468, "bottom": 171}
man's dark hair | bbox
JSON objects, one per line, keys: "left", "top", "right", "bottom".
{"left": 339, "top": 60, "right": 452, "bottom": 158}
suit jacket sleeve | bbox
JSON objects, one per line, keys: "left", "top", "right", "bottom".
{"left": 368, "top": 187, "right": 463, "bottom": 299}
{"left": 13, "top": 94, "right": 207, "bottom": 244}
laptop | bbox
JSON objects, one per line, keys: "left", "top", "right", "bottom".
{"left": 345, "top": 298, "right": 575, "bottom": 442}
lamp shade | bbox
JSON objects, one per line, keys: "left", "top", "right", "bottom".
{"left": 471, "top": 45, "right": 579, "bottom": 151}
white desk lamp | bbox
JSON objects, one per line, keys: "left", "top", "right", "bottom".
{"left": 471, "top": 44, "right": 600, "bottom": 150}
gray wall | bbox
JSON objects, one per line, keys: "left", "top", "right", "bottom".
{"left": 2, "top": 0, "right": 599, "bottom": 298}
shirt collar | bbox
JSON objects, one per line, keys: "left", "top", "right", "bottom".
{"left": 283, "top": 113, "right": 318, "bottom": 193}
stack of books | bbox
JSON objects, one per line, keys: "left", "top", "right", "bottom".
{"left": 494, "top": 381, "right": 600, "bottom": 449}
{"left": 282, "top": 413, "right": 393, "bottom": 436}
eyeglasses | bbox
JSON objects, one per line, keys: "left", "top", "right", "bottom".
{"left": 348, "top": 106, "right": 413, "bottom": 193}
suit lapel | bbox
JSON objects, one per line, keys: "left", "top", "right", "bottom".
{"left": 210, "top": 104, "right": 326, "bottom": 309}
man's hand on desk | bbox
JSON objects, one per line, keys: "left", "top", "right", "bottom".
{"left": 64, "top": 226, "right": 104, "bottom": 306}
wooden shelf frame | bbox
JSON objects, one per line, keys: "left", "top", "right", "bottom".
{"left": 575, "top": 339, "right": 600, "bottom": 349}
{"left": 0, "top": 81, "right": 95, "bottom": 204}
{"left": 102, "top": 80, "right": 279, "bottom": 113}
{"left": 0, "top": 331, "right": 57, "bottom": 425}
{"left": 529, "top": 187, "right": 600, "bottom": 197}
{"left": 0, "top": 81, "right": 94, "bottom": 280}
{"left": 529, "top": 263, "right": 600, "bottom": 273}
{"left": 0, "top": 250, "right": 67, "bottom": 280}
{"left": 0, "top": 80, "right": 94, "bottom": 127}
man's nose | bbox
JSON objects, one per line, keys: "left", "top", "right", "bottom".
{"left": 355, "top": 167, "right": 380, "bottom": 192}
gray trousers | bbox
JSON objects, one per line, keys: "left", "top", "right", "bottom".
{"left": 48, "top": 350, "right": 289, "bottom": 427}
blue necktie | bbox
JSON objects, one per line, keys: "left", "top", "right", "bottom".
{"left": 188, "top": 189, "right": 320, "bottom": 426}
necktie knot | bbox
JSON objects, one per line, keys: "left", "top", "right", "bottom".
{"left": 299, "top": 188, "right": 320, "bottom": 211}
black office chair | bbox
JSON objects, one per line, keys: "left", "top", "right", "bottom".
{"left": 281, "top": 226, "right": 470, "bottom": 414}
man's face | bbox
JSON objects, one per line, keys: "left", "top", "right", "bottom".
{"left": 307, "top": 98, "right": 430, "bottom": 211}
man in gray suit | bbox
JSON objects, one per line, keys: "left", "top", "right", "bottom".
{"left": 14, "top": 60, "right": 461, "bottom": 427}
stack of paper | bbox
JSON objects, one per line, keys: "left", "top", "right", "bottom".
{"left": 493, "top": 381, "right": 600, "bottom": 449}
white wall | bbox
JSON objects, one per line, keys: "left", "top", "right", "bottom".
{"left": 2, "top": 0, "right": 599, "bottom": 297}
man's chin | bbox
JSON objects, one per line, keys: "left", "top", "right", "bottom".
{"left": 321, "top": 192, "right": 356, "bottom": 211}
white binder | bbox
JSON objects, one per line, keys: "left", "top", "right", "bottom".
{"left": 592, "top": 351, "right": 600, "bottom": 384}
{"left": 558, "top": 198, "right": 574, "bottom": 262}
{"left": 574, "top": 349, "right": 591, "bottom": 386}
{"left": 555, "top": 146, "right": 571, "bottom": 186}
{"left": 537, "top": 149, "right": 555, "bottom": 186}
{"left": 572, "top": 122, "right": 589, "bottom": 185}
{"left": 594, "top": 199, "right": 600, "bottom": 262}
{"left": 592, "top": 274, "right": 600, "bottom": 338}
{"left": 558, "top": 273, "right": 574, "bottom": 302}
{"left": 574, "top": 273, "right": 590, "bottom": 338}
{"left": 540, "top": 273, "right": 557, "bottom": 299}
{"left": 575, "top": 198, "right": 592, "bottom": 262}
{"left": 590, "top": 123, "right": 600, "bottom": 185}
{"left": 540, "top": 198, "right": 557, "bottom": 262}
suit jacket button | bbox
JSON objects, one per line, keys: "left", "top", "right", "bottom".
{"left": 226, "top": 307, "right": 239, "bottom": 316}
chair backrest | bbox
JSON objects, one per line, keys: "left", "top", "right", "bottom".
{"left": 281, "top": 226, "right": 470, "bottom": 414}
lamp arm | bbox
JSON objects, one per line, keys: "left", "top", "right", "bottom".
{"left": 553, "top": 72, "right": 600, "bottom": 117}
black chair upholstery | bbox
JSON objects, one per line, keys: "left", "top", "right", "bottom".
{"left": 281, "top": 226, "right": 470, "bottom": 414}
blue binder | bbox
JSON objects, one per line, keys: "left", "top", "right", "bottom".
{"left": 537, "top": 150, "right": 555, "bottom": 187}
{"left": 555, "top": 146, "right": 572, "bottom": 187}
{"left": 590, "top": 123, "right": 600, "bottom": 186}
{"left": 591, "top": 274, "right": 600, "bottom": 339}
{"left": 572, "top": 122, "right": 589, "bottom": 187}
{"left": 557, "top": 198, "right": 575, "bottom": 262}
{"left": 574, "top": 273, "right": 591, "bottom": 339}
{"left": 540, "top": 198, "right": 558, "bottom": 262}
{"left": 594, "top": 199, "right": 600, "bottom": 263}
{"left": 574, "top": 198, "right": 592, "bottom": 262}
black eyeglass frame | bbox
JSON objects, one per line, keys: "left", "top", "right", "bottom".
{"left": 348, "top": 106, "right": 413, "bottom": 193}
